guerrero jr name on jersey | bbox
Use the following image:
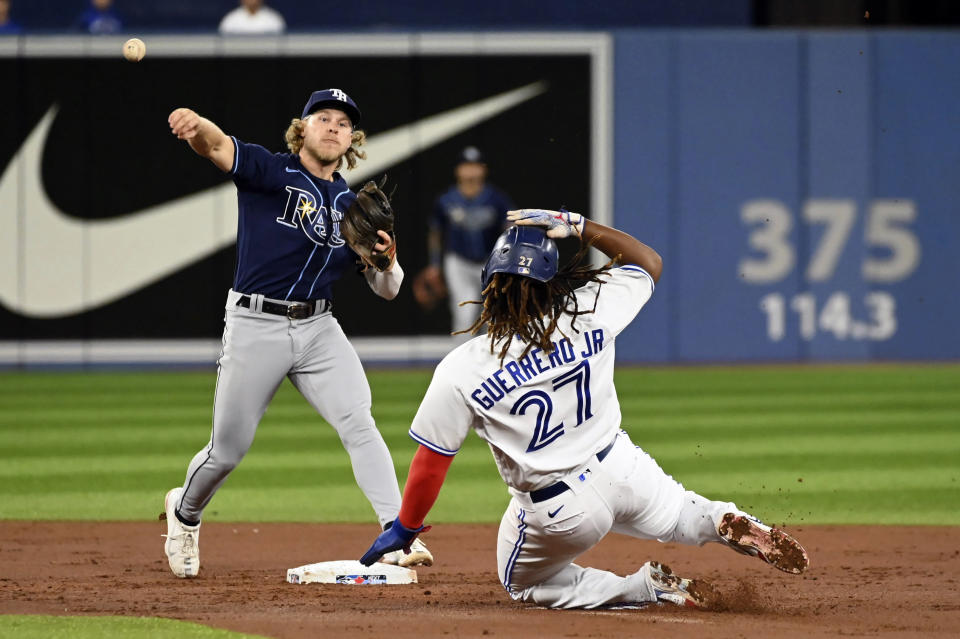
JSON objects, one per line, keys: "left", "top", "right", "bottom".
{"left": 470, "top": 329, "right": 604, "bottom": 410}
{"left": 409, "top": 267, "right": 653, "bottom": 490}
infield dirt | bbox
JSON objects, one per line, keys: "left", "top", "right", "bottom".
{"left": 2, "top": 522, "right": 958, "bottom": 638}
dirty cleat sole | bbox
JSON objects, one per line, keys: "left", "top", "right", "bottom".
{"left": 648, "top": 561, "right": 711, "bottom": 609}
{"left": 718, "top": 513, "right": 809, "bottom": 575}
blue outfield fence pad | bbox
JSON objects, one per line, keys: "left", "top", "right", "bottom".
{"left": 614, "top": 30, "right": 960, "bottom": 362}
{"left": 1, "top": 31, "right": 958, "bottom": 364}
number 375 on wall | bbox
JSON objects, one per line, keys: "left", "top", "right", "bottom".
{"left": 739, "top": 199, "right": 920, "bottom": 342}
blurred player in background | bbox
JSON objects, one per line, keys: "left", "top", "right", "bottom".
{"left": 413, "top": 146, "right": 514, "bottom": 337}
{"left": 362, "top": 209, "right": 809, "bottom": 609}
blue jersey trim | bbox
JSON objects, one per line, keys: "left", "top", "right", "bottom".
{"left": 230, "top": 136, "right": 240, "bottom": 174}
{"left": 235, "top": 200, "right": 246, "bottom": 281}
{"left": 303, "top": 186, "right": 354, "bottom": 298}
{"left": 408, "top": 430, "right": 459, "bottom": 456}
{"left": 282, "top": 169, "right": 331, "bottom": 300}
{"left": 502, "top": 508, "right": 527, "bottom": 592}
{"left": 332, "top": 187, "right": 351, "bottom": 211}
{"left": 618, "top": 264, "right": 655, "bottom": 293}
{"left": 285, "top": 244, "right": 318, "bottom": 301}
{"left": 307, "top": 249, "right": 335, "bottom": 299}
{"left": 296, "top": 169, "right": 326, "bottom": 201}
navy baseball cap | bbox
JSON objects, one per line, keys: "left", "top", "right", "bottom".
{"left": 457, "top": 146, "right": 485, "bottom": 164}
{"left": 301, "top": 88, "right": 362, "bottom": 127}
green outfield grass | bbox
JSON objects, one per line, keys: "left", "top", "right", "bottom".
{"left": 1, "top": 364, "right": 958, "bottom": 525}
{"left": 0, "top": 615, "right": 267, "bottom": 638}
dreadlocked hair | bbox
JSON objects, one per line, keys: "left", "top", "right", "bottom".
{"left": 457, "top": 239, "right": 617, "bottom": 365}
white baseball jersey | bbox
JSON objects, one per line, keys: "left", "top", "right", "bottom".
{"left": 409, "top": 265, "right": 655, "bottom": 493}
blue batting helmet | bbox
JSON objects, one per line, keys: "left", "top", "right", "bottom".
{"left": 481, "top": 226, "right": 559, "bottom": 289}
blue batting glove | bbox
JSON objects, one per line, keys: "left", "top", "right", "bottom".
{"left": 506, "top": 208, "right": 585, "bottom": 238}
{"left": 360, "top": 517, "right": 431, "bottom": 566}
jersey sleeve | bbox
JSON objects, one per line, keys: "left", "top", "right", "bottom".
{"left": 408, "top": 357, "right": 474, "bottom": 456}
{"left": 580, "top": 265, "right": 656, "bottom": 337}
{"left": 230, "top": 137, "right": 282, "bottom": 191}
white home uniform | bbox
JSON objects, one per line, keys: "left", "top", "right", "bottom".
{"left": 409, "top": 265, "right": 739, "bottom": 609}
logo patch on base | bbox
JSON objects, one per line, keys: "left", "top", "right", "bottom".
{"left": 336, "top": 574, "right": 388, "bottom": 585}
{"left": 287, "top": 560, "right": 417, "bottom": 585}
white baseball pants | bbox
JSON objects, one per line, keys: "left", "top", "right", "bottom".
{"left": 497, "top": 430, "right": 739, "bottom": 609}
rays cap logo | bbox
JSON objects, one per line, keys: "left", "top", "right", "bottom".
{"left": 301, "top": 88, "right": 362, "bottom": 127}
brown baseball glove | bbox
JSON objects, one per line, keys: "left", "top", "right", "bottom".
{"left": 412, "top": 265, "right": 448, "bottom": 310}
{"left": 342, "top": 178, "right": 396, "bottom": 272}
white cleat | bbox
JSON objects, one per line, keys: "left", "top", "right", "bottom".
{"left": 380, "top": 537, "right": 434, "bottom": 567}
{"left": 161, "top": 488, "right": 200, "bottom": 578}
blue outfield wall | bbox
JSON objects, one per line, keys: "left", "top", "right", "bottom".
{"left": 613, "top": 30, "right": 960, "bottom": 362}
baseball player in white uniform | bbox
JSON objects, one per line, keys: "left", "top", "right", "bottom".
{"left": 360, "top": 210, "right": 809, "bottom": 609}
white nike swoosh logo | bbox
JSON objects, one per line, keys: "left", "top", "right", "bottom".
{"left": 0, "top": 81, "right": 547, "bottom": 318}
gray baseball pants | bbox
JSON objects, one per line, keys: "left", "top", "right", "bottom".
{"left": 443, "top": 253, "right": 485, "bottom": 336}
{"left": 173, "top": 289, "right": 402, "bottom": 526}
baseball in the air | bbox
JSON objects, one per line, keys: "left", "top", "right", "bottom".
{"left": 122, "top": 38, "right": 146, "bottom": 62}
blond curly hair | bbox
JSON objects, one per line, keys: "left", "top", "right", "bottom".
{"left": 284, "top": 117, "right": 367, "bottom": 170}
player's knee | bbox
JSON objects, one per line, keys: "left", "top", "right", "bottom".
{"left": 208, "top": 444, "right": 249, "bottom": 473}
{"left": 332, "top": 412, "right": 380, "bottom": 446}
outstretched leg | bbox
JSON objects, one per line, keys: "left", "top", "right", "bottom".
{"left": 662, "top": 495, "right": 809, "bottom": 573}
{"left": 163, "top": 308, "right": 291, "bottom": 578}
{"left": 289, "top": 314, "right": 402, "bottom": 525}
{"left": 607, "top": 433, "right": 810, "bottom": 574}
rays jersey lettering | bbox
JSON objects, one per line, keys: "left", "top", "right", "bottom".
{"left": 276, "top": 187, "right": 346, "bottom": 247}
{"left": 229, "top": 137, "right": 357, "bottom": 300}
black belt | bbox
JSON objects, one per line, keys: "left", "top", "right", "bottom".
{"left": 236, "top": 295, "right": 332, "bottom": 320}
{"left": 529, "top": 436, "right": 618, "bottom": 504}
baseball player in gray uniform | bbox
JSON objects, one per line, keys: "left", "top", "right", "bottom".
{"left": 360, "top": 209, "right": 808, "bottom": 609}
{"left": 160, "top": 88, "right": 432, "bottom": 578}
